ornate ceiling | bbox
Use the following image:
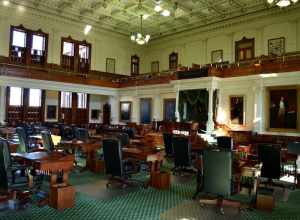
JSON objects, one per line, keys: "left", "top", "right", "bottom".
{"left": 11, "top": 0, "right": 297, "bottom": 38}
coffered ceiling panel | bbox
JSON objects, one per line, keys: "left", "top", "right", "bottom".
{"left": 11, "top": 0, "right": 298, "bottom": 39}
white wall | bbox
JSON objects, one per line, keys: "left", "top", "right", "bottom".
{"left": 0, "top": 6, "right": 142, "bottom": 75}
{"left": 89, "top": 94, "right": 109, "bottom": 124}
{"left": 140, "top": 8, "right": 300, "bottom": 73}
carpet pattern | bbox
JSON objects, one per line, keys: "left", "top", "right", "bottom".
{"left": 1, "top": 171, "right": 300, "bottom": 220}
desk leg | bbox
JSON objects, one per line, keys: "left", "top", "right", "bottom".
{"left": 50, "top": 174, "right": 58, "bottom": 186}
{"left": 193, "top": 168, "right": 202, "bottom": 199}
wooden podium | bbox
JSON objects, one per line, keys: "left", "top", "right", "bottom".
{"left": 49, "top": 185, "right": 75, "bottom": 209}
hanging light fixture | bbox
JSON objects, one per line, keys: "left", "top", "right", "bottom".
{"left": 267, "top": 0, "right": 298, "bottom": 7}
{"left": 130, "top": 15, "right": 150, "bottom": 45}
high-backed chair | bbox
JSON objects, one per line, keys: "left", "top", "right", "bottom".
{"left": 102, "top": 138, "right": 145, "bottom": 188}
{"left": 61, "top": 126, "right": 74, "bottom": 141}
{"left": 200, "top": 149, "right": 240, "bottom": 214}
{"left": 0, "top": 138, "right": 28, "bottom": 192}
{"left": 74, "top": 128, "right": 89, "bottom": 141}
{"left": 286, "top": 142, "right": 300, "bottom": 187}
{"left": 116, "top": 133, "right": 130, "bottom": 147}
{"left": 163, "top": 133, "right": 173, "bottom": 157}
{"left": 41, "top": 130, "right": 55, "bottom": 152}
{"left": 16, "top": 127, "right": 30, "bottom": 153}
{"left": 172, "top": 136, "right": 192, "bottom": 174}
{"left": 217, "top": 136, "right": 233, "bottom": 151}
{"left": 258, "top": 144, "right": 282, "bottom": 186}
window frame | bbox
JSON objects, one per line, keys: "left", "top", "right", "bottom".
{"left": 61, "top": 36, "right": 91, "bottom": 73}
{"left": 60, "top": 91, "right": 72, "bottom": 108}
{"left": 28, "top": 88, "right": 42, "bottom": 107}
{"left": 9, "top": 25, "right": 48, "bottom": 66}
{"left": 77, "top": 92, "right": 87, "bottom": 109}
{"left": 9, "top": 87, "right": 23, "bottom": 107}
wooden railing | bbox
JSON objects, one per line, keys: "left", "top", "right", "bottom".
{"left": 1, "top": 52, "right": 300, "bottom": 89}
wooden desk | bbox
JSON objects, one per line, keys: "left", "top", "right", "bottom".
{"left": 122, "top": 147, "right": 163, "bottom": 172}
{"left": 30, "top": 134, "right": 62, "bottom": 146}
{"left": 58, "top": 140, "right": 101, "bottom": 170}
{"left": 0, "top": 127, "right": 16, "bottom": 139}
{"left": 12, "top": 151, "right": 75, "bottom": 209}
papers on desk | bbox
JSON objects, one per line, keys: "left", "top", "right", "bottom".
{"left": 199, "top": 133, "right": 217, "bottom": 145}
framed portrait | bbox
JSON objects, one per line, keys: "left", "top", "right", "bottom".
{"left": 230, "top": 96, "right": 244, "bottom": 125}
{"left": 46, "top": 105, "right": 57, "bottom": 120}
{"left": 211, "top": 50, "right": 223, "bottom": 63}
{"left": 140, "top": 98, "right": 152, "bottom": 124}
{"left": 106, "top": 58, "right": 116, "bottom": 73}
{"left": 91, "top": 109, "right": 100, "bottom": 120}
{"left": 151, "top": 61, "right": 159, "bottom": 73}
{"left": 268, "top": 37, "right": 285, "bottom": 56}
{"left": 267, "top": 86, "right": 299, "bottom": 131}
{"left": 120, "top": 101, "right": 132, "bottom": 122}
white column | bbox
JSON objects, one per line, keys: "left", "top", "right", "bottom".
{"left": 132, "top": 96, "right": 140, "bottom": 123}
{"left": 175, "top": 89, "right": 180, "bottom": 122}
{"left": 253, "top": 81, "right": 264, "bottom": 133}
{"left": 108, "top": 95, "right": 120, "bottom": 124}
{"left": 0, "top": 86, "right": 6, "bottom": 124}
{"left": 153, "top": 94, "right": 161, "bottom": 121}
{"left": 206, "top": 88, "right": 214, "bottom": 133}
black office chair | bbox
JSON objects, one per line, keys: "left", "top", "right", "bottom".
{"left": 0, "top": 138, "right": 28, "bottom": 192}
{"left": 163, "top": 133, "right": 173, "bottom": 157}
{"left": 102, "top": 138, "right": 145, "bottom": 188}
{"left": 16, "top": 127, "right": 31, "bottom": 153}
{"left": 172, "top": 136, "right": 194, "bottom": 174}
{"left": 41, "top": 130, "right": 55, "bottom": 152}
{"left": 74, "top": 128, "right": 89, "bottom": 141}
{"left": 258, "top": 144, "right": 283, "bottom": 187}
{"left": 116, "top": 133, "right": 130, "bottom": 147}
{"left": 217, "top": 136, "right": 233, "bottom": 151}
{"left": 61, "top": 126, "right": 75, "bottom": 141}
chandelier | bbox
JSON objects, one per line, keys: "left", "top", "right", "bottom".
{"left": 267, "top": 0, "right": 298, "bottom": 7}
{"left": 130, "top": 15, "right": 150, "bottom": 45}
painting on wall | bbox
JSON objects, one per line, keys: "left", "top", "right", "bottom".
{"left": 46, "top": 105, "right": 57, "bottom": 120}
{"left": 91, "top": 109, "right": 100, "bottom": 120}
{"left": 140, "top": 98, "right": 152, "bottom": 124}
{"left": 230, "top": 96, "right": 244, "bottom": 125}
{"left": 211, "top": 50, "right": 223, "bottom": 63}
{"left": 120, "top": 101, "right": 132, "bottom": 122}
{"left": 268, "top": 37, "right": 285, "bottom": 56}
{"left": 106, "top": 58, "right": 116, "bottom": 73}
{"left": 268, "top": 88, "right": 298, "bottom": 130}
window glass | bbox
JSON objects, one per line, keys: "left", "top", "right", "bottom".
{"left": 9, "top": 87, "right": 23, "bottom": 106}
{"left": 32, "top": 35, "right": 45, "bottom": 51}
{"left": 79, "top": 45, "right": 89, "bottom": 59}
{"left": 12, "top": 30, "right": 26, "bottom": 47}
{"left": 61, "top": 91, "right": 72, "bottom": 108}
{"left": 63, "top": 42, "right": 74, "bottom": 56}
{"left": 77, "top": 93, "right": 87, "bottom": 109}
{"left": 29, "top": 89, "right": 42, "bottom": 107}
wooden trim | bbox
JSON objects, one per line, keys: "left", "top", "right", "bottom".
{"left": 235, "top": 37, "right": 255, "bottom": 62}
{"left": 131, "top": 55, "right": 139, "bottom": 75}
{"left": 169, "top": 52, "right": 178, "bottom": 70}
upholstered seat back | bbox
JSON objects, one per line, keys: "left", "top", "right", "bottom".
{"left": 172, "top": 136, "right": 191, "bottom": 167}
{"left": 41, "top": 130, "right": 55, "bottom": 152}
{"left": 103, "top": 139, "right": 123, "bottom": 177}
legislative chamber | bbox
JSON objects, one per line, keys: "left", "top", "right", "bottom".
{"left": 1, "top": 0, "right": 300, "bottom": 219}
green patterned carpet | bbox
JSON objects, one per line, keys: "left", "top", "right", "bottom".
{"left": 1, "top": 171, "right": 300, "bottom": 220}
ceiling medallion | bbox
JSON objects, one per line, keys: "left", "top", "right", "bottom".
{"left": 130, "top": 15, "right": 150, "bottom": 45}
{"left": 267, "top": 0, "right": 298, "bottom": 7}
